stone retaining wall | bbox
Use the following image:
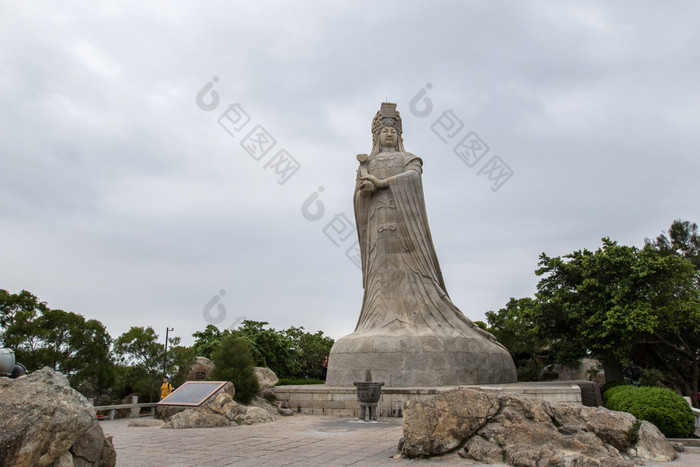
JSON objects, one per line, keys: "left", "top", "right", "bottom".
{"left": 272, "top": 383, "right": 582, "bottom": 417}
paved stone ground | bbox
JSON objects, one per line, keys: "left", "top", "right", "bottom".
{"left": 101, "top": 415, "right": 700, "bottom": 467}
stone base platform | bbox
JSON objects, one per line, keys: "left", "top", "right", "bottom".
{"left": 273, "top": 381, "right": 587, "bottom": 418}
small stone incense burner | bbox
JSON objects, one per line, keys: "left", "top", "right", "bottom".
{"left": 353, "top": 370, "right": 385, "bottom": 421}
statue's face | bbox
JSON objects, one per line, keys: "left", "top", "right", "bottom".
{"left": 379, "top": 126, "right": 398, "bottom": 148}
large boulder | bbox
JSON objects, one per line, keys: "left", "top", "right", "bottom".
{"left": 154, "top": 404, "right": 187, "bottom": 420}
{"left": 162, "top": 406, "right": 230, "bottom": 429}
{"left": 0, "top": 367, "right": 116, "bottom": 467}
{"left": 632, "top": 420, "right": 679, "bottom": 462}
{"left": 402, "top": 387, "right": 678, "bottom": 465}
{"left": 238, "top": 406, "right": 274, "bottom": 425}
{"left": 250, "top": 394, "right": 293, "bottom": 418}
{"left": 70, "top": 420, "right": 114, "bottom": 467}
{"left": 98, "top": 435, "right": 117, "bottom": 467}
{"left": 254, "top": 367, "right": 278, "bottom": 389}
{"left": 546, "top": 401, "right": 637, "bottom": 452}
{"left": 402, "top": 388, "right": 500, "bottom": 457}
{"left": 187, "top": 356, "right": 215, "bottom": 381}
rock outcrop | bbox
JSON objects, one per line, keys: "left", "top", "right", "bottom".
{"left": 187, "top": 356, "right": 215, "bottom": 381}
{"left": 162, "top": 392, "right": 277, "bottom": 429}
{"left": 402, "top": 387, "right": 678, "bottom": 465}
{"left": 254, "top": 367, "right": 278, "bottom": 389}
{"left": 0, "top": 367, "right": 116, "bottom": 467}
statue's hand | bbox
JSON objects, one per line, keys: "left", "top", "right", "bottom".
{"left": 359, "top": 180, "right": 375, "bottom": 197}
{"left": 360, "top": 175, "right": 388, "bottom": 189}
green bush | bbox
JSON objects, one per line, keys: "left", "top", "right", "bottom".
{"left": 601, "top": 380, "right": 628, "bottom": 397}
{"left": 604, "top": 385, "right": 695, "bottom": 438}
{"left": 277, "top": 378, "right": 325, "bottom": 386}
{"left": 210, "top": 336, "right": 260, "bottom": 404}
{"left": 602, "top": 383, "right": 630, "bottom": 403}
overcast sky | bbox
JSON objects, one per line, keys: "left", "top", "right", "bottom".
{"left": 1, "top": 1, "right": 698, "bottom": 347}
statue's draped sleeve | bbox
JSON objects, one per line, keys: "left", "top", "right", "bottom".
{"left": 353, "top": 168, "right": 371, "bottom": 288}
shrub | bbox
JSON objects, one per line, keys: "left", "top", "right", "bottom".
{"left": 210, "top": 336, "right": 260, "bottom": 404}
{"left": 602, "top": 383, "right": 630, "bottom": 403}
{"left": 604, "top": 385, "right": 695, "bottom": 438}
{"left": 601, "top": 380, "right": 628, "bottom": 398}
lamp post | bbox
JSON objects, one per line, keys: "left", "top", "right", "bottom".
{"left": 163, "top": 327, "right": 174, "bottom": 377}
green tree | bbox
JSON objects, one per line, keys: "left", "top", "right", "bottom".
{"left": 166, "top": 337, "right": 196, "bottom": 388}
{"left": 532, "top": 238, "right": 700, "bottom": 406}
{"left": 233, "top": 320, "right": 301, "bottom": 378}
{"left": 210, "top": 335, "right": 259, "bottom": 403}
{"left": 485, "top": 297, "right": 549, "bottom": 381}
{"left": 0, "top": 289, "right": 48, "bottom": 331}
{"left": 113, "top": 327, "right": 196, "bottom": 401}
{"left": 113, "top": 327, "right": 164, "bottom": 402}
{"left": 0, "top": 289, "right": 114, "bottom": 397}
{"left": 282, "top": 326, "right": 334, "bottom": 379}
{"left": 0, "top": 289, "right": 47, "bottom": 360}
{"left": 192, "top": 324, "right": 231, "bottom": 360}
{"left": 647, "top": 219, "right": 700, "bottom": 270}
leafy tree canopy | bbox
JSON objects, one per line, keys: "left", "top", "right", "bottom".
{"left": 0, "top": 289, "right": 114, "bottom": 397}
{"left": 524, "top": 222, "right": 700, "bottom": 406}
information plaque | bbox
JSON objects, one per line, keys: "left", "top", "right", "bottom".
{"left": 157, "top": 381, "right": 227, "bottom": 406}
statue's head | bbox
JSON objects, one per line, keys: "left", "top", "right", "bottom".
{"left": 370, "top": 102, "right": 405, "bottom": 155}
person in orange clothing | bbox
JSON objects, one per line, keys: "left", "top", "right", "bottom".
{"left": 160, "top": 376, "right": 173, "bottom": 400}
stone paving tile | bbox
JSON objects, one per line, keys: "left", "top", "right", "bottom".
{"left": 102, "top": 415, "right": 700, "bottom": 467}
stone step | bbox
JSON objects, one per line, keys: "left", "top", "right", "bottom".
{"left": 576, "top": 382, "right": 602, "bottom": 407}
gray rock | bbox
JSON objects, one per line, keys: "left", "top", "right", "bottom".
{"left": 98, "top": 435, "right": 116, "bottom": 467}
{"left": 670, "top": 441, "right": 685, "bottom": 453}
{"left": 633, "top": 420, "right": 678, "bottom": 462}
{"left": 239, "top": 406, "right": 274, "bottom": 425}
{"left": 254, "top": 367, "right": 278, "bottom": 389}
{"left": 162, "top": 407, "right": 229, "bottom": 429}
{"left": 154, "top": 404, "right": 187, "bottom": 420}
{"left": 460, "top": 436, "right": 503, "bottom": 464}
{"left": 260, "top": 387, "right": 277, "bottom": 402}
{"left": 548, "top": 402, "right": 637, "bottom": 452}
{"left": 206, "top": 392, "right": 234, "bottom": 415}
{"left": 402, "top": 388, "right": 500, "bottom": 457}
{"left": 249, "top": 395, "right": 282, "bottom": 421}
{"left": 187, "top": 356, "right": 215, "bottom": 381}
{"left": 402, "top": 387, "right": 678, "bottom": 466}
{"left": 0, "top": 367, "right": 95, "bottom": 467}
{"left": 52, "top": 451, "right": 74, "bottom": 467}
{"left": 70, "top": 420, "right": 104, "bottom": 465}
{"left": 216, "top": 381, "right": 236, "bottom": 400}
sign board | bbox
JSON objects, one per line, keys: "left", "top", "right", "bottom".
{"left": 157, "top": 381, "right": 228, "bottom": 406}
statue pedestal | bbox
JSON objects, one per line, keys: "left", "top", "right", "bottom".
{"left": 327, "top": 331, "right": 517, "bottom": 387}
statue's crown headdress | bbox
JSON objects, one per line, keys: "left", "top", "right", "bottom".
{"left": 372, "top": 102, "right": 402, "bottom": 136}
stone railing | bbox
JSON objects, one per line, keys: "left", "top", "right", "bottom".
{"left": 89, "top": 396, "right": 158, "bottom": 420}
{"left": 683, "top": 397, "right": 700, "bottom": 437}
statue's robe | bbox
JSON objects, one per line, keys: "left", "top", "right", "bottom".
{"left": 353, "top": 151, "right": 497, "bottom": 340}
